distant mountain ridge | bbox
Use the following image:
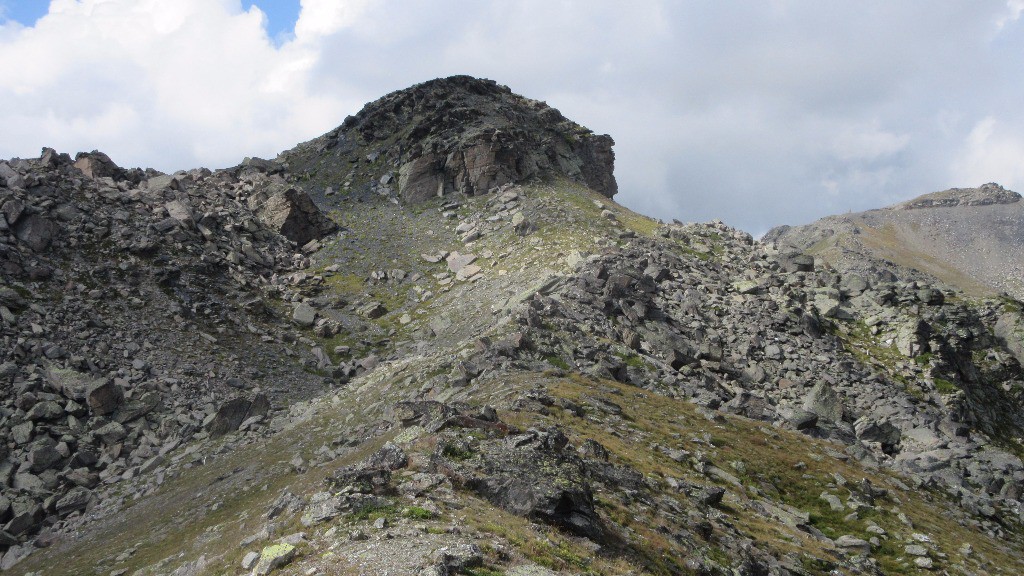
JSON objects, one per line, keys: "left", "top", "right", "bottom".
{"left": 765, "top": 183, "right": 1024, "bottom": 299}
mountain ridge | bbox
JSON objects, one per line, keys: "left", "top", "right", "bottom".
{"left": 765, "top": 183, "right": 1024, "bottom": 300}
{"left": 0, "top": 77, "right": 1023, "bottom": 575}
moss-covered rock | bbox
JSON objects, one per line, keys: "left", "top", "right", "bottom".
{"left": 253, "top": 542, "right": 295, "bottom": 575}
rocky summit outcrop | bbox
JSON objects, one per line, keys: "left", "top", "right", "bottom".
{"left": 893, "top": 182, "right": 1021, "bottom": 210}
{"left": 281, "top": 75, "right": 617, "bottom": 203}
{"left": 4, "top": 77, "right": 1024, "bottom": 576}
{"left": 765, "top": 183, "right": 1024, "bottom": 299}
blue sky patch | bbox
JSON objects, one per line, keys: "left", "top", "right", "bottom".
{"left": 242, "top": 0, "right": 301, "bottom": 44}
{"left": 0, "top": 0, "right": 50, "bottom": 26}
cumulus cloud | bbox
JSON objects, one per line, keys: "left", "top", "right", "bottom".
{"left": 1, "top": 0, "right": 1022, "bottom": 234}
{"left": 951, "top": 117, "right": 1024, "bottom": 189}
{"left": 0, "top": 0, "right": 354, "bottom": 171}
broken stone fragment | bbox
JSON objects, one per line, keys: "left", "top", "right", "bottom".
{"left": 204, "top": 393, "right": 271, "bottom": 438}
{"left": 248, "top": 182, "right": 338, "bottom": 246}
{"left": 73, "top": 151, "right": 120, "bottom": 179}
{"left": 85, "top": 379, "right": 124, "bottom": 416}
{"left": 292, "top": 302, "right": 317, "bottom": 327}
{"left": 13, "top": 214, "right": 58, "bottom": 252}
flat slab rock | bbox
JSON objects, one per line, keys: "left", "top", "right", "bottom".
{"left": 446, "top": 252, "right": 477, "bottom": 274}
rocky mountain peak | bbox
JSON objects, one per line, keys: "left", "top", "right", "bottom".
{"left": 892, "top": 182, "right": 1021, "bottom": 210}
{"left": 7, "top": 79, "right": 1024, "bottom": 575}
{"left": 282, "top": 75, "right": 617, "bottom": 202}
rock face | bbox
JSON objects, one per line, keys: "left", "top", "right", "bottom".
{"left": 282, "top": 75, "right": 617, "bottom": 203}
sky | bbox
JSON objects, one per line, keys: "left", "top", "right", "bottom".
{"left": 1, "top": 1, "right": 1023, "bottom": 235}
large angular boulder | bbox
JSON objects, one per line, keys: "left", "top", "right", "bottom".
{"left": 995, "top": 312, "right": 1024, "bottom": 367}
{"left": 247, "top": 182, "right": 337, "bottom": 246}
{"left": 803, "top": 380, "right": 844, "bottom": 423}
{"left": 13, "top": 214, "right": 58, "bottom": 252}
{"left": 28, "top": 438, "right": 62, "bottom": 473}
{"left": 204, "top": 393, "right": 271, "bottom": 438}
{"left": 85, "top": 379, "right": 124, "bottom": 416}
{"left": 73, "top": 151, "right": 120, "bottom": 179}
{"left": 398, "top": 153, "right": 444, "bottom": 203}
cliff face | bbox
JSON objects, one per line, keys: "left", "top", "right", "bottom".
{"left": 282, "top": 75, "right": 617, "bottom": 202}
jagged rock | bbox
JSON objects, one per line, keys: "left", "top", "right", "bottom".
{"left": 358, "top": 302, "right": 387, "bottom": 319}
{"left": 13, "top": 214, "right": 58, "bottom": 252}
{"left": 241, "top": 551, "right": 260, "bottom": 570}
{"left": 55, "top": 487, "right": 92, "bottom": 516}
{"left": 165, "top": 200, "right": 195, "bottom": 227}
{"left": 854, "top": 418, "right": 901, "bottom": 452}
{"left": 248, "top": 182, "right": 338, "bottom": 246}
{"left": 446, "top": 252, "right": 477, "bottom": 274}
{"left": 45, "top": 367, "right": 98, "bottom": 401}
{"left": 1, "top": 199, "right": 25, "bottom": 227}
{"left": 86, "top": 379, "right": 124, "bottom": 416}
{"left": 253, "top": 542, "right": 295, "bottom": 576}
{"left": 292, "top": 302, "right": 317, "bottom": 327}
{"left": 95, "top": 421, "right": 126, "bottom": 445}
{"left": 835, "top": 535, "right": 871, "bottom": 554}
{"left": 995, "top": 312, "right": 1024, "bottom": 366}
{"left": 28, "top": 438, "right": 62, "bottom": 472}
{"left": 895, "top": 320, "right": 931, "bottom": 357}
{"left": 787, "top": 409, "right": 819, "bottom": 431}
{"left": 5, "top": 503, "right": 42, "bottom": 537}
{"left": 204, "top": 394, "right": 271, "bottom": 438}
{"left": 73, "top": 151, "right": 120, "bottom": 179}
{"left": 362, "top": 442, "right": 408, "bottom": 471}
{"left": 896, "top": 183, "right": 1020, "bottom": 209}
{"left": 113, "top": 392, "right": 161, "bottom": 424}
{"left": 430, "top": 543, "right": 483, "bottom": 573}
{"left": 327, "top": 466, "right": 392, "bottom": 494}
{"left": 803, "top": 381, "right": 843, "bottom": 423}
{"left": 25, "top": 400, "right": 63, "bottom": 421}
{"left": 698, "top": 486, "right": 726, "bottom": 506}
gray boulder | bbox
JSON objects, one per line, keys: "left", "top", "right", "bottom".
{"left": 72, "top": 151, "right": 120, "bottom": 179}
{"left": 205, "top": 393, "right": 271, "bottom": 438}
{"left": 292, "top": 302, "right": 317, "bottom": 327}
{"left": 13, "top": 214, "right": 58, "bottom": 252}
{"left": 86, "top": 379, "right": 124, "bottom": 416}
{"left": 28, "top": 438, "right": 62, "bottom": 473}
{"left": 247, "top": 183, "right": 337, "bottom": 246}
{"left": 55, "top": 487, "right": 92, "bottom": 516}
{"left": 803, "top": 381, "right": 844, "bottom": 423}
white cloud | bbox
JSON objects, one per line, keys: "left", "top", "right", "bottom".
{"left": 0, "top": 0, "right": 352, "bottom": 171}
{"left": 293, "top": 0, "right": 369, "bottom": 40}
{"left": 951, "top": 117, "right": 1024, "bottom": 190}
{"left": 996, "top": 0, "right": 1024, "bottom": 29}
{"left": 830, "top": 124, "right": 910, "bottom": 163}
